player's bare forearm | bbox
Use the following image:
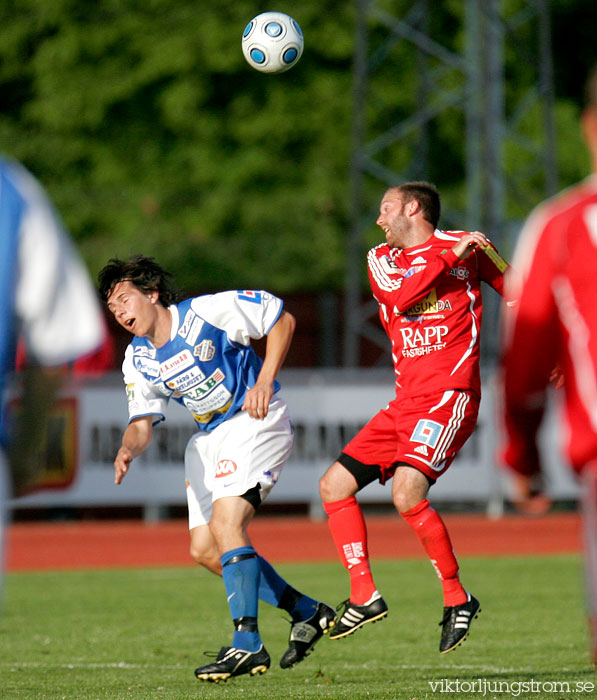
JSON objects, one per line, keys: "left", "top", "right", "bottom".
{"left": 114, "top": 416, "right": 153, "bottom": 484}
{"left": 243, "top": 311, "right": 295, "bottom": 419}
{"left": 263, "top": 310, "right": 295, "bottom": 376}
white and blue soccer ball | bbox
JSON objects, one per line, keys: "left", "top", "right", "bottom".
{"left": 241, "top": 12, "right": 304, "bottom": 74}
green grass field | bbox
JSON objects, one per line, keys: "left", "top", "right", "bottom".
{"left": 0, "top": 555, "right": 593, "bottom": 700}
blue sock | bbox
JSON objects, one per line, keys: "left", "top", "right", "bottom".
{"left": 257, "top": 555, "right": 288, "bottom": 606}
{"left": 292, "top": 595, "right": 319, "bottom": 622}
{"left": 221, "top": 546, "right": 262, "bottom": 652}
{"left": 258, "top": 555, "right": 319, "bottom": 622}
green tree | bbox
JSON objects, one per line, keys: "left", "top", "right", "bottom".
{"left": 0, "top": 0, "right": 354, "bottom": 292}
{"left": 0, "top": 0, "right": 591, "bottom": 297}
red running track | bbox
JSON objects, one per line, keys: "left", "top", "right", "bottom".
{"left": 5, "top": 512, "right": 581, "bottom": 572}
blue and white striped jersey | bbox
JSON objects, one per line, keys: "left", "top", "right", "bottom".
{"left": 122, "top": 290, "right": 284, "bottom": 431}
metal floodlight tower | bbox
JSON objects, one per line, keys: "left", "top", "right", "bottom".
{"left": 343, "top": 0, "right": 557, "bottom": 367}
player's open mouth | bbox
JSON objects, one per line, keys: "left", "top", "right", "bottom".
{"left": 125, "top": 318, "right": 135, "bottom": 330}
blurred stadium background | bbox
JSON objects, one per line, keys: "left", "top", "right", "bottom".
{"left": 4, "top": 0, "right": 596, "bottom": 528}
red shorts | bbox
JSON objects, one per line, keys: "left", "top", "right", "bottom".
{"left": 342, "top": 390, "right": 479, "bottom": 483}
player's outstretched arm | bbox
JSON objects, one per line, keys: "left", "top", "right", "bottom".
{"left": 242, "top": 310, "right": 296, "bottom": 419}
{"left": 114, "top": 415, "right": 153, "bottom": 484}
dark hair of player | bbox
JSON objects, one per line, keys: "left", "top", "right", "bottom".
{"left": 98, "top": 255, "right": 182, "bottom": 305}
{"left": 395, "top": 181, "right": 441, "bottom": 228}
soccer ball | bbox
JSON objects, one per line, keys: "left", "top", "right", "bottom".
{"left": 241, "top": 12, "right": 304, "bottom": 74}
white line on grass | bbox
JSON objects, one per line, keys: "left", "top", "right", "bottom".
{"left": 2, "top": 661, "right": 187, "bottom": 670}
{"left": 2, "top": 660, "right": 534, "bottom": 675}
{"left": 338, "top": 661, "right": 521, "bottom": 674}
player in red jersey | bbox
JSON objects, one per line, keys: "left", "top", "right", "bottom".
{"left": 320, "top": 181, "right": 508, "bottom": 653}
{"left": 501, "top": 64, "right": 597, "bottom": 665}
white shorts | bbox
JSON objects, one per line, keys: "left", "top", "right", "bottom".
{"left": 185, "top": 396, "right": 293, "bottom": 529}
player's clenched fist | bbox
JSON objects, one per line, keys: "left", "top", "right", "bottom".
{"left": 452, "top": 231, "right": 489, "bottom": 260}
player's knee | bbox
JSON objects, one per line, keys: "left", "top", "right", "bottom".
{"left": 319, "top": 470, "right": 337, "bottom": 503}
{"left": 393, "top": 487, "right": 429, "bottom": 514}
{"left": 320, "top": 461, "right": 358, "bottom": 503}
{"left": 392, "top": 465, "right": 431, "bottom": 513}
{"left": 392, "top": 490, "right": 413, "bottom": 514}
{"left": 189, "top": 538, "right": 206, "bottom": 563}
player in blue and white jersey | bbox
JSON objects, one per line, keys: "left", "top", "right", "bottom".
{"left": 0, "top": 157, "right": 105, "bottom": 608}
{"left": 98, "top": 255, "right": 335, "bottom": 683}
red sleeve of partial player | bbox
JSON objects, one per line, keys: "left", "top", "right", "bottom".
{"left": 500, "top": 215, "right": 559, "bottom": 476}
{"left": 367, "top": 247, "right": 460, "bottom": 313}
{"left": 476, "top": 241, "right": 509, "bottom": 297}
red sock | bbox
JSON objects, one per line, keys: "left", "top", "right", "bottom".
{"left": 323, "top": 496, "right": 377, "bottom": 604}
{"left": 401, "top": 499, "right": 467, "bottom": 606}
